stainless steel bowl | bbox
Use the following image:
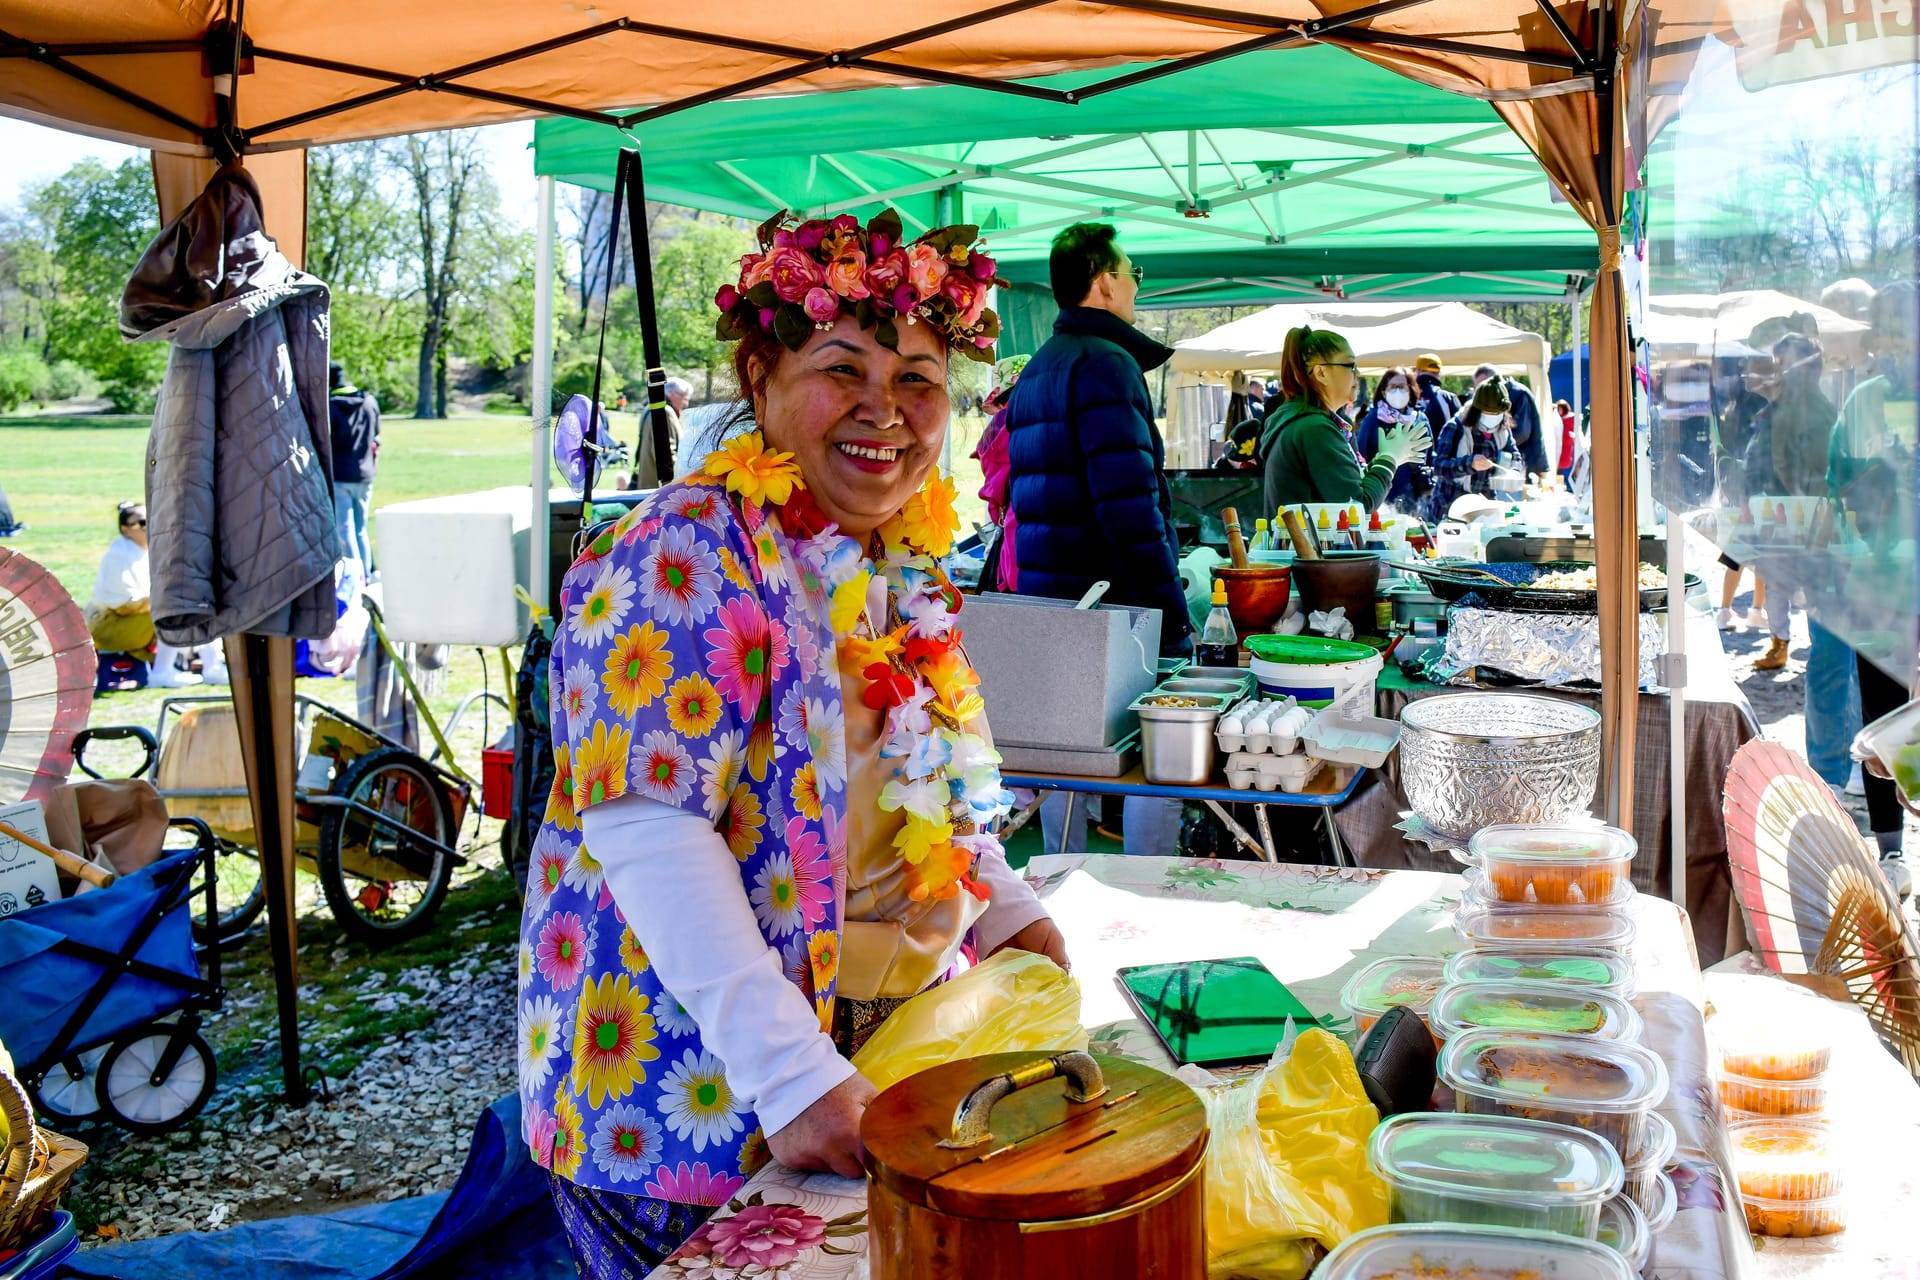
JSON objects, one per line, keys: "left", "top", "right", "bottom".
{"left": 1399, "top": 693, "right": 1601, "bottom": 838}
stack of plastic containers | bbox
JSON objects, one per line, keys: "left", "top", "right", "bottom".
{"left": 1451, "top": 824, "right": 1641, "bottom": 956}
{"left": 1711, "top": 1003, "right": 1845, "bottom": 1237}
{"left": 1368, "top": 1113, "right": 1622, "bottom": 1236}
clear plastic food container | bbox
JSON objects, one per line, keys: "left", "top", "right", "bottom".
{"left": 1742, "top": 1190, "right": 1846, "bottom": 1238}
{"left": 1596, "top": 1195, "right": 1649, "bottom": 1272}
{"left": 1710, "top": 1010, "right": 1833, "bottom": 1081}
{"left": 1440, "top": 1029, "right": 1670, "bottom": 1161}
{"left": 1430, "top": 980, "right": 1644, "bottom": 1045}
{"left": 1467, "top": 823, "right": 1639, "bottom": 906}
{"left": 1444, "top": 948, "right": 1637, "bottom": 999}
{"left": 1456, "top": 905, "right": 1637, "bottom": 955}
{"left": 1316, "top": 1224, "right": 1635, "bottom": 1280}
{"left": 1622, "top": 1112, "right": 1675, "bottom": 1217}
{"left": 1368, "top": 1113, "right": 1623, "bottom": 1238}
{"left": 1641, "top": 1170, "right": 1677, "bottom": 1232}
{"left": 1463, "top": 868, "right": 1638, "bottom": 912}
{"left": 1728, "top": 1119, "right": 1843, "bottom": 1200}
{"left": 1340, "top": 956, "right": 1447, "bottom": 1037}
{"left": 1717, "top": 1067, "right": 1827, "bottom": 1117}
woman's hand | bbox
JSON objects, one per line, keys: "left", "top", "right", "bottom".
{"left": 989, "top": 917, "right": 1071, "bottom": 972}
{"left": 1470, "top": 455, "right": 1495, "bottom": 472}
{"left": 769, "top": 1073, "right": 877, "bottom": 1179}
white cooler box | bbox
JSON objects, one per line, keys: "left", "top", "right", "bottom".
{"left": 962, "top": 592, "right": 1161, "bottom": 750}
{"left": 374, "top": 486, "right": 534, "bottom": 645}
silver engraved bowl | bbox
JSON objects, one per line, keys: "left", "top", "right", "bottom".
{"left": 1399, "top": 693, "right": 1602, "bottom": 839}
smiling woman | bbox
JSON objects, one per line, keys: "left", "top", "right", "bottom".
{"left": 521, "top": 209, "right": 1068, "bottom": 1277}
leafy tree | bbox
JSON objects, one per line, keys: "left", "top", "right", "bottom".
{"left": 650, "top": 215, "right": 754, "bottom": 399}
{"left": 0, "top": 347, "right": 51, "bottom": 411}
{"left": 24, "top": 158, "right": 166, "bottom": 411}
{"left": 397, "top": 131, "right": 496, "bottom": 418}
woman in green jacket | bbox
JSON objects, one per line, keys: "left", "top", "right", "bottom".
{"left": 1261, "top": 325, "right": 1430, "bottom": 518}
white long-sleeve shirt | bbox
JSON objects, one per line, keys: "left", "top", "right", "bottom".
{"left": 579, "top": 792, "right": 1049, "bottom": 1137}
{"left": 88, "top": 535, "right": 149, "bottom": 612}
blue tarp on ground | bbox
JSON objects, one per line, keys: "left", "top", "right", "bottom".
{"left": 59, "top": 1095, "right": 571, "bottom": 1280}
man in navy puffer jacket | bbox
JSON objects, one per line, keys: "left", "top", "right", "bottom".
{"left": 1005, "top": 223, "right": 1193, "bottom": 658}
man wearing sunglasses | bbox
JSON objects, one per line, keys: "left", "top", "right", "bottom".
{"left": 1004, "top": 222, "right": 1189, "bottom": 857}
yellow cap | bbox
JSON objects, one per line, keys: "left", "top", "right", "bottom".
{"left": 1316, "top": 509, "right": 1331, "bottom": 527}
{"left": 1255, "top": 518, "right": 1269, "bottom": 530}
{"left": 1212, "top": 580, "right": 1228, "bottom": 605}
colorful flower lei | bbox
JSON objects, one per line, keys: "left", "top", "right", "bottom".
{"left": 702, "top": 432, "right": 1010, "bottom": 903}
{"left": 715, "top": 209, "right": 1003, "bottom": 364}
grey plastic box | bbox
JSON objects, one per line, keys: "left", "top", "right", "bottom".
{"left": 963, "top": 592, "right": 1162, "bottom": 749}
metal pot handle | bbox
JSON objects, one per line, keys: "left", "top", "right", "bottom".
{"left": 937, "top": 1052, "right": 1108, "bottom": 1149}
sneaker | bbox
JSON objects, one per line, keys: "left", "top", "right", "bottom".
{"left": 146, "top": 661, "right": 203, "bottom": 689}
{"left": 1745, "top": 607, "right": 1769, "bottom": 629}
{"left": 1753, "top": 637, "right": 1791, "bottom": 671}
{"left": 1846, "top": 763, "right": 1866, "bottom": 797}
{"left": 1716, "top": 607, "right": 1735, "bottom": 629}
{"left": 1880, "top": 852, "right": 1912, "bottom": 901}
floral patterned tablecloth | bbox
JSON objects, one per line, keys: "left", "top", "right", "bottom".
{"left": 648, "top": 855, "right": 1752, "bottom": 1280}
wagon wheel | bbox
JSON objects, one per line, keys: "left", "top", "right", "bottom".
{"left": 317, "top": 748, "right": 456, "bottom": 946}
{"left": 32, "top": 1046, "right": 107, "bottom": 1124}
{"left": 96, "top": 1023, "right": 217, "bottom": 1135}
{"left": 192, "top": 838, "right": 266, "bottom": 949}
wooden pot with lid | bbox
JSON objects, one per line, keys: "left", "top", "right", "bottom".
{"left": 862, "top": 1051, "right": 1208, "bottom": 1279}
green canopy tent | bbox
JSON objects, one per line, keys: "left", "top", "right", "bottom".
{"left": 532, "top": 44, "right": 1599, "bottom": 355}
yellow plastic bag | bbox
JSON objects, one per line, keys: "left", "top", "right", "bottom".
{"left": 1192, "top": 1029, "right": 1389, "bottom": 1280}
{"left": 850, "top": 949, "right": 1087, "bottom": 1091}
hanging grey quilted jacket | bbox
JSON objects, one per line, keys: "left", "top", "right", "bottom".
{"left": 121, "top": 164, "right": 338, "bottom": 647}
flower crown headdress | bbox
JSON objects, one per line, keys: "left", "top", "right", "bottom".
{"left": 715, "top": 209, "right": 1003, "bottom": 364}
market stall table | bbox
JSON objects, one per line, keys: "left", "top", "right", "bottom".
{"left": 643, "top": 855, "right": 1749, "bottom": 1280}
{"left": 1336, "top": 606, "right": 1759, "bottom": 965}
{"left": 1001, "top": 763, "right": 1366, "bottom": 865}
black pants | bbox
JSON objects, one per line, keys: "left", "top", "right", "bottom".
{"left": 1857, "top": 652, "right": 1908, "bottom": 841}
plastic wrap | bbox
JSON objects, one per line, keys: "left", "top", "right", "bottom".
{"left": 1179, "top": 1028, "right": 1388, "bottom": 1280}
{"left": 848, "top": 949, "right": 1086, "bottom": 1091}
{"left": 1434, "top": 608, "right": 1666, "bottom": 688}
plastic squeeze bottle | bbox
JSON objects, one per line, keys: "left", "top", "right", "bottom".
{"left": 1198, "top": 580, "right": 1239, "bottom": 668}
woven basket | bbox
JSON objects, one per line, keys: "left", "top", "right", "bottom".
{"left": 0, "top": 1070, "right": 36, "bottom": 1246}
{"left": 0, "top": 1070, "right": 87, "bottom": 1252}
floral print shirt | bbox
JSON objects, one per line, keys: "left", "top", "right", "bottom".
{"left": 518, "top": 475, "right": 846, "bottom": 1204}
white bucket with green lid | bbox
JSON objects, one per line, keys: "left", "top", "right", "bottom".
{"left": 1245, "top": 634, "right": 1383, "bottom": 709}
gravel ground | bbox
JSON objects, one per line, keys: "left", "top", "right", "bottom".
{"left": 61, "top": 851, "right": 521, "bottom": 1247}
{"left": 53, "top": 574, "right": 1913, "bottom": 1252}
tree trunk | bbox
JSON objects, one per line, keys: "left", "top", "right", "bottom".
{"left": 415, "top": 318, "right": 439, "bottom": 418}
{"left": 435, "top": 342, "right": 449, "bottom": 418}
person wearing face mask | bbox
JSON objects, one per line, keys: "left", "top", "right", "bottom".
{"left": 1262, "top": 326, "right": 1430, "bottom": 514}
{"left": 1354, "top": 367, "right": 1431, "bottom": 513}
{"left": 1427, "top": 379, "right": 1513, "bottom": 521}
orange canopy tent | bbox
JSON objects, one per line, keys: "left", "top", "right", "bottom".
{"left": 0, "top": 0, "right": 1718, "bottom": 1097}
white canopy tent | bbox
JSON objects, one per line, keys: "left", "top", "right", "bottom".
{"left": 1171, "top": 300, "right": 1552, "bottom": 387}
{"left": 1644, "top": 291, "right": 1872, "bottom": 363}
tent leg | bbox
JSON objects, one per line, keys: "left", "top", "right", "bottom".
{"left": 1666, "top": 506, "right": 1687, "bottom": 913}
{"left": 1571, "top": 281, "right": 1584, "bottom": 423}
{"left": 224, "top": 632, "right": 309, "bottom": 1105}
{"left": 531, "top": 175, "right": 556, "bottom": 615}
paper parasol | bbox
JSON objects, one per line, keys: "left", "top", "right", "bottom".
{"left": 0, "top": 547, "right": 94, "bottom": 805}
{"left": 551, "top": 394, "right": 614, "bottom": 492}
{"left": 1724, "top": 739, "right": 1920, "bottom": 1073}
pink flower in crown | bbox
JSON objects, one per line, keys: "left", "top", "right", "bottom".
{"left": 803, "top": 287, "right": 839, "bottom": 324}
{"left": 740, "top": 252, "right": 773, "bottom": 290}
{"left": 907, "top": 243, "right": 949, "bottom": 295}
{"left": 942, "top": 272, "right": 989, "bottom": 328}
{"left": 714, "top": 284, "right": 740, "bottom": 312}
{"left": 771, "top": 229, "right": 796, "bottom": 248}
{"left": 891, "top": 284, "right": 918, "bottom": 316}
{"left": 765, "top": 246, "right": 825, "bottom": 303}
{"left": 969, "top": 251, "right": 998, "bottom": 282}
{"left": 825, "top": 249, "right": 871, "bottom": 300}
{"left": 793, "top": 220, "right": 830, "bottom": 252}
{"left": 831, "top": 213, "right": 861, "bottom": 235}
{"left": 866, "top": 250, "right": 908, "bottom": 302}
